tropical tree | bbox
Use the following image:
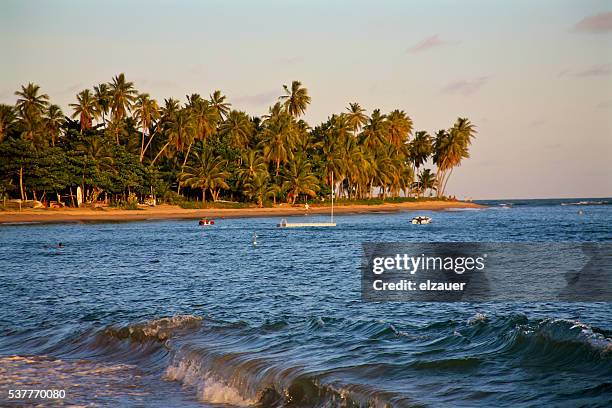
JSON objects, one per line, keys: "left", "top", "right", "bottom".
{"left": 409, "top": 131, "right": 432, "bottom": 173}
{"left": 151, "top": 108, "right": 195, "bottom": 166}
{"left": 133, "top": 93, "right": 160, "bottom": 161}
{"left": 0, "top": 104, "right": 16, "bottom": 142}
{"left": 189, "top": 97, "right": 217, "bottom": 146}
{"left": 261, "top": 110, "right": 296, "bottom": 175}
{"left": 282, "top": 154, "right": 319, "bottom": 204}
{"left": 237, "top": 149, "right": 267, "bottom": 187}
{"left": 15, "top": 83, "right": 49, "bottom": 120}
{"left": 218, "top": 110, "right": 254, "bottom": 149}
{"left": 209, "top": 90, "right": 231, "bottom": 120}
{"left": 361, "top": 109, "right": 388, "bottom": 149}
{"left": 344, "top": 102, "right": 368, "bottom": 134}
{"left": 94, "top": 83, "right": 111, "bottom": 127}
{"left": 417, "top": 168, "right": 437, "bottom": 197}
{"left": 180, "top": 148, "right": 229, "bottom": 201}
{"left": 386, "top": 109, "right": 413, "bottom": 148}
{"left": 70, "top": 89, "right": 99, "bottom": 132}
{"left": 44, "top": 105, "right": 65, "bottom": 146}
{"left": 433, "top": 118, "right": 476, "bottom": 197}
{"left": 280, "top": 80, "right": 311, "bottom": 118}
{"left": 243, "top": 171, "right": 277, "bottom": 207}
{"left": 108, "top": 73, "right": 137, "bottom": 143}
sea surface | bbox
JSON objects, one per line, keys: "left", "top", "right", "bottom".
{"left": 0, "top": 198, "right": 611, "bottom": 407}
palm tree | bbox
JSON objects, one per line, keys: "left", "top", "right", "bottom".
{"left": 77, "top": 136, "right": 114, "bottom": 202}
{"left": 70, "top": 89, "right": 99, "bottom": 132}
{"left": 417, "top": 169, "right": 437, "bottom": 197}
{"left": 386, "top": 109, "right": 413, "bottom": 148}
{"left": 15, "top": 83, "right": 49, "bottom": 120}
{"left": 243, "top": 171, "right": 277, "bottom": 207}
{"left": 94, "top": 83, "right": 111, "bottom": 127}
{"left": 282, "top": 154, "right": 319, "bottom": 204}
{"left": 261, "top": 110, "right": 296, "bottom": 176}
{"left": 280, "top": 80, "right": 311, "bottom": 118}
{"left": 345, "top": 102, "right": 368, "bottom": 134}
{"left": 320, "top": 115, "right": 349, "bottom": 196}
{"left": 219, "top": 110, "right": 254, "bottom": 149}
{"left": 361, "top": 109, "right": 388, "bottom": 149}
{"left": 188, "top": 97, "right": 217, "bottom": 146}
{"left": 151, "top": 108, "right": 195, "bottom": 166}
{"left": 237, "top": 149, "right": 267, "bottom": 187}
{"left": 0, "top": 104, "right": 16, "bottom": 142}
{"left": 409, "top": 131, "right": 432, "bottom": 171}
{"left": 44, "top": 105, "right": 65, "bottom": 146}
{"left": 209, "top": 90, "right": 231, "bottom": 120}
{"left": 433, "top": 118, "right": 476, "bottom": 197}
{"left": 133, "top": 93, "right": 160, "bottom": 162}
{"left": 108, "top": 73, "right": 136, "bottom": 143}
{"left": 180, "top": 148, "right": 229, "bottom": 201}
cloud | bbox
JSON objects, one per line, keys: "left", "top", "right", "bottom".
{"left": 234, "top": 90, "right": 278, "bottom": 106}
{"left": 407, "top": 35, "right": 453, "bottom": 53}
{"left": 441, "top": 77, "right": 488, "bottom": 96}
{"left": 574, "top": 63, "right": 612, "bottom": 77}
{"left": 572, "top": 11, "right": 612, "bottom": 33}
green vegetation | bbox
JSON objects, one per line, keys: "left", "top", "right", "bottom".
{"left": 0, "top": 74, "right": 476, "bottom": 207}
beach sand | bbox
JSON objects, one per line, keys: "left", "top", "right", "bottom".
{"left": 0, "top": 201, "right": 482, "bottom": 224}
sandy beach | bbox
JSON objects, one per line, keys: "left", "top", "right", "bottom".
{"left": 0, "top": 201, "right": 482, "bottom": 224}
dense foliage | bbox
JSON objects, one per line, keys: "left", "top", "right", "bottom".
{"left": 0, "top": 74, "right": 476, "bottom": 207}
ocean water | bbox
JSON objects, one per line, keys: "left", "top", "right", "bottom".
{"left": 0, "top": 198, "right": 611, "bottom": 407}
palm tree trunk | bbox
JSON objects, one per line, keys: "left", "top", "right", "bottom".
{"left": 140, "top": 128, "right": 146, "bottom": 161}
{"left": 141, "top": 130, "right": 157, "bottom": 162}
{"left": 441, "top": 167, "right": 454, "bottom": 198}
{"left": 177, "top": 143, "right": 194, "bottom": 195}
{"left": 151, "top": 141, "right": 170, "bottom": 166}
{"left": 19, "top": 166, "right": 24, "bottom": 201}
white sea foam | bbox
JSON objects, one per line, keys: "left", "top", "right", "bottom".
{"left": 164, "top": 357, "right": 256, "bottom": 406}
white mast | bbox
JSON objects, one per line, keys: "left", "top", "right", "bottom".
{"left": 331, "top": 172, "right": 334, "bottom": 223}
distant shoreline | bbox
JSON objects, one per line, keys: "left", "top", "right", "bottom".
{"left": 0, "top": 201, "right": 483, "bottom": 225}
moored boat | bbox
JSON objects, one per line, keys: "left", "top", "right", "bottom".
{"left": 199, "top": 218, "right": 215, "bottom": 226}
{"left": 411, "top": 216, "right": 432, "bottom": 225}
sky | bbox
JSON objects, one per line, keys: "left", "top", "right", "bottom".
{"left": 1, "top": 0, "right": 611, "bottom": 199}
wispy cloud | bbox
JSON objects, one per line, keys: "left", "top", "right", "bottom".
{"left": 234, "top": 90, "right": 278, "bottom": 106}
{"left": 572, "top": 11, "right": 612, "bottom": 33}
{"left": 407, "top": 35, "right": 453, "bottom": 53}
{"left": 441, "top": 77, "right": 488, "bottom": 96}
{"left": 575, "top": 63, "right": 612, "bottom": 77}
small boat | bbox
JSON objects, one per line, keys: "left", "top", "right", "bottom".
{"left": 199, "top": 218, "right": 215, "bottom": 226}
{"left": 277, "top": 174, "right": 337, "bottom": 228}
{"left": 411, "top": 216, "right": 432, "bottom": 225}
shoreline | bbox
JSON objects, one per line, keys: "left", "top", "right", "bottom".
{"left": 0, "top": 201, "right": 482, "bottom": 225}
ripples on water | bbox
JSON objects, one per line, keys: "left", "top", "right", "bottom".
{"left": 0, "top": 199, "right": 611, "bottom": 407}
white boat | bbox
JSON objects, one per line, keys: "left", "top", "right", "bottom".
{"left": 277, "top": 174, "right": 337, "bottom": 228}
{"left": 411, "top": 216, "right": 432, "bottom": 225}
{"left": 198, "top": 218, "right": 215, "bottom": 226}
{"left": 277, "top": 219, "right": 336, "bottom": 228}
